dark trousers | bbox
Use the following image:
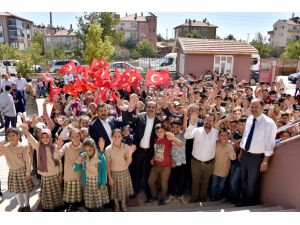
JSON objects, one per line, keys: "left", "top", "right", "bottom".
{"left": 210, "top": 175, "right": 227, "bottom": 201}
{"left": 0, "top": 112, "right": 4, "bottom": 126}
{"left": 240, "top": 151, "right": 264, "bottom": 206}
{"left": 228, "top": 160, "right": 241, "bottom": 202}
{"left": 184, "top": 146, "right": 193, "bottom": 193}
{"left": 4, "top": 115, "right": 17, "bottom": 133}
{"left": 168, "top": 164, "right": 186, "bottom": 196}
{"left": 131, "top": 148, "right": 152, "bottom": 199}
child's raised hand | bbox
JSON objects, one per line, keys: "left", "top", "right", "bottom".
{"left": 55, "top": 137, "right": 64, "bottom": 149}
{"left": 165, "top": 132, "right": 175, "bottom": 140}
{"left": 0, "top": 141, "right": 5, "bottom": 150}
{"left": 76, "top": 155, "right": 85, "bottom": 163}
{"left": 98, "top": 138, "right": 105, "bottom": 151}
{"left": 20, "top": 122, "right": 29, "bottom": 133}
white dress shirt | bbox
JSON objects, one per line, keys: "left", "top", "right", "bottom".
{"left": 240, "top": 114, "right": 277, "bottom": 156}
{"left": 100, "top": 118, "right": 112, "bottom": 143}
{"left": 140, "top": 116, "right": 154, "bottom": 149}
{"left": 1, "top": 79, "right": 12, "bottom": 90}
{"left": 15, "top": 78, "right": 27, "bottom": 91}
{"left": 184, "top": 125, "right": 219, "bottom": 161}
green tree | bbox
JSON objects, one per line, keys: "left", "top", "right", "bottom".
{"left": 183, "top": 32, "right": 202, "bottom": 39}
{"left": 0, "top": 44, "right": 19, "bottom": 60}
{"left": 120, "top": 39, "right": 137, "bottom": 50}
{"left": 82, "top": 19, "right": 115, "bottom": 64}
{"left": 157, "top": 34, "right": 165, "bottom": 42}
{"left": 32, "top": 32, "right": 45, "bottom": 53}
{"left": 15, "top": 51, "right": 34, "bottom": 77}
{"left": 130, "top": 39, "right": 156, "bottom": 59}
{"left": 250, "top": 32, "right": 274, "bottom": 58}
{"left": 27, "top": 42, "right": 43, "bottom": 66}
{"left": 224, "top": 34, "right": 236, "bottom": 40}
{"left": 76, "top": 12, "right": 123, "bottom": 46}
{"left": 282, "top": 40, "right": 300, "bottom": 59}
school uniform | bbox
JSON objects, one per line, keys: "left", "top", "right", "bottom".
{"left": 0, "top": 142, "right": 33, "bottom": 194}
{"left": 54, "top": 142, "right": 83, "bottom": 204}
{"left": 74, "top": 151, "right": 109, "bottom": 210}
{"left": 105, "top": 143, "right": 134, "bottom": 201}
{"left": 27, "top": 133, "right": 64, "bottom": 210}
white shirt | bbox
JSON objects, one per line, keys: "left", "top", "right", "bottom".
{"left": 140, "top": 116, "right": 154, "bottom": 149}
{"left": 1, "top": 79, "right": 12, "bottom": 90}
{"left": 15, "top": 78, "right": 27, "bottom": 91}
{"left": 240, "top": 114, "right": 277, "bottom": 156}
{"left": 100, "top": 118, "right": 112, "bottom": 143}
{"left": 184, "top": 125, "right": 219, "bottom": 161}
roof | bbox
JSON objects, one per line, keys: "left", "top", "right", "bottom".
{"left": 177, "top": 38, "right": 258, "bottom": 55}
{"left": 174, "top": 20, "right": 217, "bottom": 29}
{"left": 120, "top": 15, "right": 147, "bottom": 22}
{"left": 0, "top": 12, "right": 33, "bottom": 23}
{"left": 45, "top": 29, "right": 76, "bottom": 37}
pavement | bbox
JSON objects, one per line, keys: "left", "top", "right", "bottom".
{"left": 0, "top": 76, "right": 296, "bottom": 212}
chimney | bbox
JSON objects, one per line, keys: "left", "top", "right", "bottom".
{"left": 69, "top": 24, "right": 73, "bottom": 31}
{"left": 125, "top": 13, "right": 127, "bottom": 16}
{"left": 193, "top": 19, "right": 195, "bottom": 23}
{"left": 189, "top": 19, "right": 191, "bottom": 26}
{"left": 203, "top": 18, "right": 207, "bottom": 23}
{"left": 185, "top": 19, "right": 188, "bottom": 23}
{"left": 141, "top": 12, "right": 143, "bottom": 17}
{"left": 50, "top": 12, "right": 53, "bottom": 28}
{"left": 134, "top": 13, "right": 137, "bottom": 20}
{"left": 292, "top": 13, "right": 295, "bottom": 18}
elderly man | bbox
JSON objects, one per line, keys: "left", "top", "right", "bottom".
{"left": 0, "top": 85, "right": 17, "bottom": 132}
{"left": 238, "top": 98, "right": 277, "bottom": 206}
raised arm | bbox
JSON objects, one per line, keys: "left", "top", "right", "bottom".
{"left": 53, "top": 138, "right": 66, "bottom": 159}
{"left": 43, "top": 99, "right": 55, "bottom": 130}
{"left": 20, "top": 122, "right": 39, "bottom": 151}
{"left": 184, "top": 113, "right": 199, "bottom": 139}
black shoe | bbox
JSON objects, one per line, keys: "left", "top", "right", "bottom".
{"left": 144, "top": 198, "right": 153, "bottom": 204}
{"left": 18, "top": 207, "right": 25, "bottom": 212}
{"left": 158, "top": 199, "right": 166, "bottom": 206}
{"left": 23, "top": 206, "right": 31, "bottom": 212}
{"left": 235, "top": 200, "right": 244, "bottom": 207}
{"left": 130, "top": 193, "right": 138, "bottom": 199}
{"left": 0, "top": 192, "right": 3, "bottom": 203}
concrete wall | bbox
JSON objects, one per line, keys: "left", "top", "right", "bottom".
{"left": 176, "top": 52, "right": 252, "bottom": 81}
{"left": 261, "top": 135, "right": 300, "bottom": 209}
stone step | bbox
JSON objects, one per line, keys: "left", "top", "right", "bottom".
{"left": 249, "top": 206, "right": 283, "bottom": 212}
{"left": 207, "top": 205, "right": 266, "bottom": 212}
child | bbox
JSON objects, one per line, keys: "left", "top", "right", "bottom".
{"left": 54, "top": 128, "right": 83, "bottom": 212}
{"left": 21, "top": 124, "right": 64, "bottom": 212}
{"left": 148, "top": 123, "right": 184, "bottom": 205}
{"left": 80, "top": 127, "right": 89, "bottom": 142}
{"left": 74, "top": 138, "right": 109, "bottom": 212}
{"left": 166, "top": 118, "right": 187, "bottom": 204}
{"left": 0, "top": 128, "right": 33, "bottom": 212}
{"left": 105, "top": 129, "right": 136, "bottom": 212}
{"left": 121, "top": 125, "right": 134, "bottom": 146}
{"left": 210, "top": 128, "right": 236, "bottom": 201}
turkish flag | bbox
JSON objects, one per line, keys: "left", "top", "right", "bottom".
{"left": 42, "top": 72, "right": 54, "bottom": 84}
{"left": 128, "top": 68, "right": 143, "bottom": 89}
{"left": 145, "top": 69, "right": 171, "bottom": 86}
{"left": 49, "top": 81, "right": 62, "bottom": 102}
{"left": 74, "top": 77, "right": 84, "bottom": 92}
{"left": 95, "top": 66, "right": 110, "bottom": 80}
{"left": 91, "top": 57, "right": 108, "bottom": 72}
{"left": 58, "top": 60, "right": 77, "bottom": 74}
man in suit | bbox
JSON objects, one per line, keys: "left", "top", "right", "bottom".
{"left": 89, "top": 103, "right": 129, "bottom": 150}
{"left": 127, "top": 94, "right": 161, "bottom": 203}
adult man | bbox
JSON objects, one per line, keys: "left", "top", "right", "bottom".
{"left": 184, "top": 113, "right": 218, "bottom": 202}
{"left": 127, "top": 94, "right": 161, "bottom": 202}
{"left": 89, "top": 103, "right": 128, "bottom": 150}
{"left": 0, "top": 85, "right": 17, "bottom": 132}
{"left": 11, "top": 82, "right": 25, "bottom": 114}
{"left": 15, "top": 73, "right": 28, "bottom": 92}
{"left": 0, "top": 74, "right": 13, "bottom": 92}
{"left": 239, "top": 98, "right": 276, "bottom": 206}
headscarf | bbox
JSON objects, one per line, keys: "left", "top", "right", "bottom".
{"left": 38, "top": 129, "right": 59, "bottom": 172}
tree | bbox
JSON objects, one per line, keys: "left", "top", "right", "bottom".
{"left": 15, "top": 51, "right": 34, "bottom": 77}
{"left": 0, "top": 44, "right": 19, "bottom": 60}
{"left": 76, "top": 12, "right": 123, "bottom": 46}
{"left": 224, "top": 34, "right": 236, "bottom": 40}
{"left": 82, "top": 19, "right": 115, "bottom": 64}
{"left": 157, "top": 34, "right": 165, "bottom": 42}
{"left": 130, "top": 39, "right": 156, "bottom": 59}
{"left": 120, "top": 39, "right": 137, "bottom": 50}
{"left": 250, "top": 32, "right": 274, "bottom": 58}
{"left": 251, "top": 32, "right": 266, "bottom": 44}
{"left": 183, "top": 32, "right": 202, "bottom": 39}
{"left": 32, "top": 32, "right": 45, "bottom": 53}
{"left": 282, "top": 40, "right": 300, "bottom": 59}
{"left": 27, "top": 42, "right": 43, "bottom": 66}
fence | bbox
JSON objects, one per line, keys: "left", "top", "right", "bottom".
{"left": 276, "top": 58, "right": 300, "bottom": 75}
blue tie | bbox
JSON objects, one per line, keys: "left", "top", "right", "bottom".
{"left": 245, "top": 118, "right": 257, "bottom": 152}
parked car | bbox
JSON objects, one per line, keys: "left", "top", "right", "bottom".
{"left": 31, "top": 65, "right": 43, "bottom": 73}
{"left": 0, "top": 59, "right": 19, "bottom": 75}
{"left": 49, "top": 60, "right": 80, "bottom": 73}
{"left": 109, "top": 62, "right": 144, "bottom": 73}
{"left": 288, "top": 72, "right": 300, "bottom": 84}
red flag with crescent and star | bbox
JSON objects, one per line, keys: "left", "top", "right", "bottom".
{"left": 58, "top": 60, "right": 77, "bottom": 74}
{"left": 90, "top": 57, "right": 108, "bottom": 72}
{"left": 42, "top": 72, "right": 54, "bottom": 84}
{"left": 145, "top": 69, "right": 172, "bottom": 86}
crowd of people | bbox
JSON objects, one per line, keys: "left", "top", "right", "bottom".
{"left": 0, "top": 68, "right": 300, "bottom": 212}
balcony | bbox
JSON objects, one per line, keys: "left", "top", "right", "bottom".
{"left": 288, "top": 29, "right": 300, "bottom": 33}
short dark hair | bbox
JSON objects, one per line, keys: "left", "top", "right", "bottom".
{"left": 171, "top": 118, "right": 182, "bottom": 126}
{"left": 97, "top": 103, "right": 108, "bottom": 110}
{"left": 238, "top": 117, "right": 248, "bottom": 123}
{"left": 205, "top": 113, "right": 215, "bottom": 121}
{"left": 82, "top": 138, "right": 96, "bottom": 148}
{"left": 218, "top": 128, "right": 229, "bottom": 135}
{"left": 5, "top": 85, "right": 11, "bottom": 91}
{"left": 155, "top": 123, "right": 165, "bottom": 131}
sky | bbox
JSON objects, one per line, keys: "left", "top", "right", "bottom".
{"left": 17, "top": 12, "right": 299, "bottom": 41}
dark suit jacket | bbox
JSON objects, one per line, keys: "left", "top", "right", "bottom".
{"left": 11, "top": 90, "right": 25, "bottom": 113}
{"left": 128, "top": 111, "right": 161, "bottom": 158}
{"left": 89, "top": 111, "right": 129, "bottom": 149}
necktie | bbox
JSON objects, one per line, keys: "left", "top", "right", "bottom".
{"left": 245, "top": 118, "right": 257, "bottom": 152}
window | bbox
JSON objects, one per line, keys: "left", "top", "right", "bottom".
{"left": 0, "top": 31, "right": 3, "bottom": 37}
{"left": 179, "top": 54, "right": 185, "bottom": 75}
{"left": 275, "top": 27, "right": 277, "bottom": 31}
{"left": 27, "top": 34, "right": 31, "bottom": 39}
{"left": 27, "top": 23, "right": 30, "bottom": 29}
{"left": 160, "top": 58, "right": 174, "bottom": 67}
{"left": 282, "top": 26, "right": 284, "bottom": 29}
{"left": 0, "top": 19, "right": 2, "bottom": 27}
{"left": 214, "top": 55, "right": 234, "bottom": 75}
{"left": 9, "top": 30, "right": 20, "bottom": 39}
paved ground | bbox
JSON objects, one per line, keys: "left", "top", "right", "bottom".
{"left": 0, "top": 76, "right": 296, "bottom": 212}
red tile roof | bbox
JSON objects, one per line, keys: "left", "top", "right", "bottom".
{"left": 0, "top": 12, "right": 33, "bottom": 23}
{"left": 177, "top": 38, "right": 258, "bottom": 55}
{"left": 174, "top": 20, "right": 217, "bottom": 28}
{"left": 45, "top": 29, "right": 76, "bottom": 36}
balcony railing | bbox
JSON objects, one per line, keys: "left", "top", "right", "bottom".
{"left": 288, "top": 29, "right": 300, "bottom": 33}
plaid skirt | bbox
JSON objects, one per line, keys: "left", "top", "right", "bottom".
{"left": 110, "top": 169, "right": 134, "bottom": 200}
{"left": 83, "top": 176, "right": 110, "bottom": 209}
{"left": 63, "top": 180, "right": 83, "bottom": 203}
{"left": 8, "top": 167, "right": 33, "bottom": 194}
{"left": 41, "top": 175, "right": 64, "bottom": 210}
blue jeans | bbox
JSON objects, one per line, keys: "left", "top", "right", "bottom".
{"left": 4, "top": 115, "right": 17, "bottom": 133}
{"left": 228, "top": 160, "right": 241, "bottom": 202}
{"left": 210, "top": 175, "right": 227, "bottom": 201}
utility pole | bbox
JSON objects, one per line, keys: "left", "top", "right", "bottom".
{"left": 247, "top": 33, "right": 250, "bottom": 43}
{"left": 166, "top": 29, "right": 168, "bottom": 40}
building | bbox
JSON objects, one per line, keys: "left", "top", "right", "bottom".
{"left": 174, "top": 19, "right": 218, "bottom": 39}
{"left": 176, "top": 37, "right": 258, "bottom": 81}
{"left": 0, "top": 12, "right": 33, "bottom": 50}
{"left": 32, "top": 24, "right": 56, "bottom": 36}
{"left": 117, "top": 13, "right": 157, "bottom": 47}
{"left": 44, "top": 26, "right": 79, "bottom": 51}
{"left": 268, "top": 16, "right": 300, "bottom": 48}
